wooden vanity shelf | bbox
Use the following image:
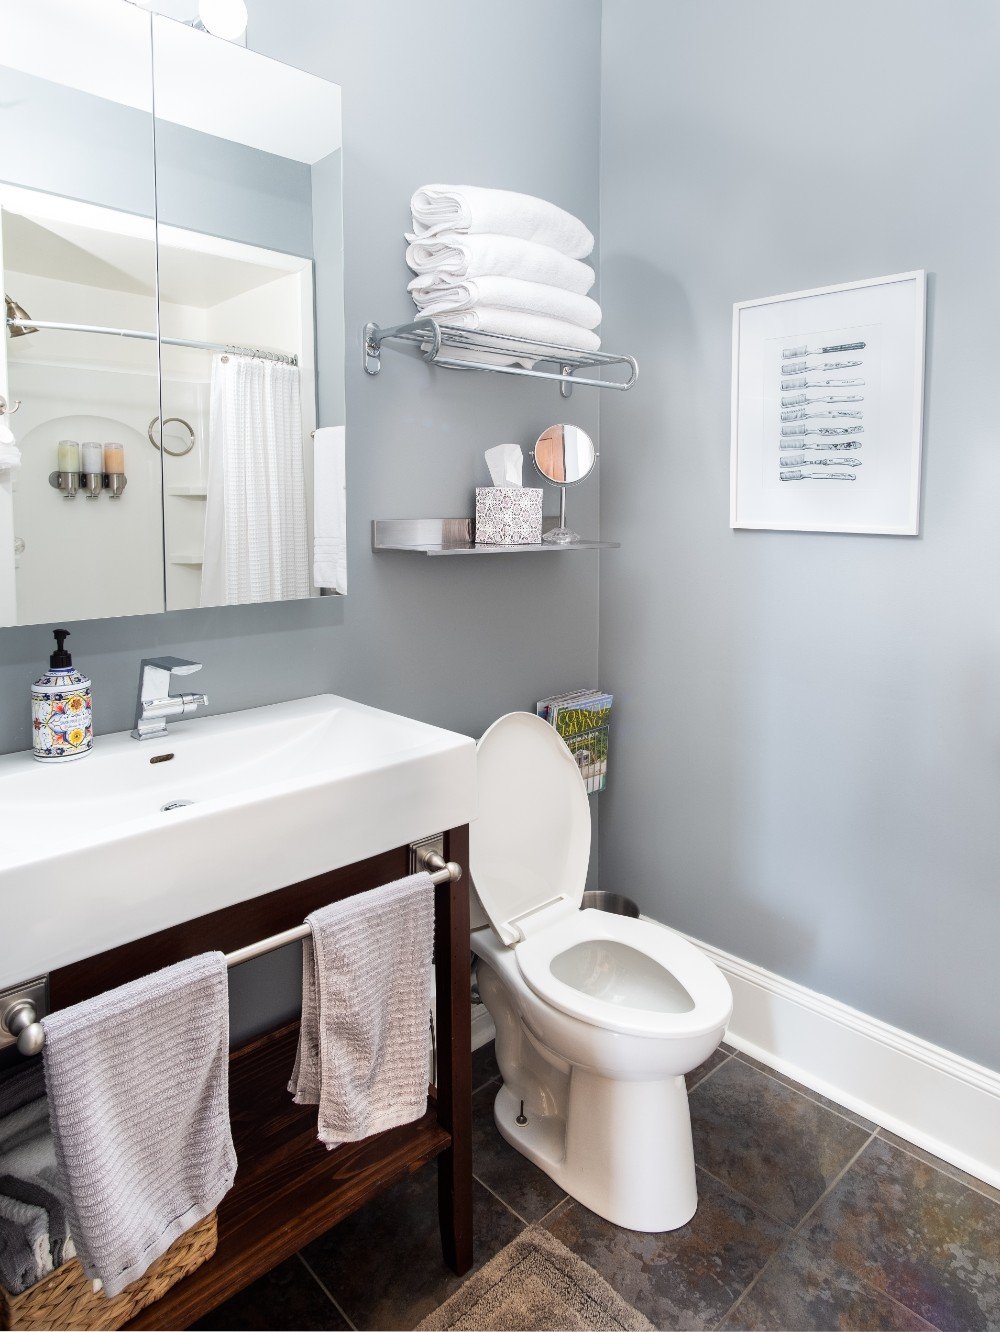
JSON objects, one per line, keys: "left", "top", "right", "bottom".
{"left": 44, "top": 830, "right": 472, "bottom": 1332}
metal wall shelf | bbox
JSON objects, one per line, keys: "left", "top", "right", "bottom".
{"left": 363, "top": 318, "right": 638, "bottom": 397}
{"left": 372, "top": 518, "right": 619, "bottom": 556}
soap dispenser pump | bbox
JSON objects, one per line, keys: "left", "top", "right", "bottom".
{"left": 32, "top": 628, "right": 93, "bottom": 762}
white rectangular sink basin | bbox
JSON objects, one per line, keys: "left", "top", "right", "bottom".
{"left": 0, "top": 694, "right": 476, "bottom": 988}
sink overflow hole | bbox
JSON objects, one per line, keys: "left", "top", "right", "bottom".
{"left": 150, "top": 753, "right": 174, "bottom": 765}
{"left": 160, "top": 799, "right": 194, "bottom": 812}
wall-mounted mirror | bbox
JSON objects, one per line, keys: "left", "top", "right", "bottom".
{"left": 0, "top": 0, "right": 344, "bottom": 626}
{"left": 532, "top": 423, "right": 597, "bottom": 545}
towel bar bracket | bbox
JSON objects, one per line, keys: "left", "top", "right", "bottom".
{"left": 409, "top": 832, "right": 446, "bottom": 877}
{"left": 0, "top": 977, "right": 48, "bottom": 1056}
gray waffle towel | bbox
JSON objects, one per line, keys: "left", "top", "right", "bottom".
{"left": 289, "top": 873, "right": 434, "bottom": 1149}
{"left": 41, "top": 953, "right": 236, "bottom": 1297}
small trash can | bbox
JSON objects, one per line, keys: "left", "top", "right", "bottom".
{"left": 581, "top": 890, "right": 639, "bottom": 918}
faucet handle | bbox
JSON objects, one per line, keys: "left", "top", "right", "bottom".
{"left": 146, "top": 656, "right": 202, "bottom": 676}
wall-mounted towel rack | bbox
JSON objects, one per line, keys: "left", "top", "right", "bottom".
{"left": 0, "top": 852, "right": 462, "bottom": 1057}
{"left": 363, "top": 318, "right": 638, "bottom": 397}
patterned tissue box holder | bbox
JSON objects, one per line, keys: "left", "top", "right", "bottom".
{"left": 475, "top": 487, "right": 543, "bottom": 546}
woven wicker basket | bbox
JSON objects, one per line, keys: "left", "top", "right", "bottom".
{"left": 0, "top": 1211, "right": 217, "bottom": 1331}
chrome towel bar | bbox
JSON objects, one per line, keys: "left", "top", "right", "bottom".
{"left": 0, "top": 853, "right": 462, "bottom": 1057}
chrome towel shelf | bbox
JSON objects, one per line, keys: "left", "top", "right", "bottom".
{"left": 363, "top": 318, "right": 638, "bottom": 397}
{"left": 372, "top": 517, "right": 619, "bottom": 556}
{"left": 0, "top": 852, "right": 462, "bottom": 1057}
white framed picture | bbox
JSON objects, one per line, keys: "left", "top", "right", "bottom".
{"left": 730, "top": 271, "right": 926, "bottom": 535}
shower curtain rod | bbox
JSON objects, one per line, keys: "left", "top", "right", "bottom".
{"left": 5, "top": 317, "right": 298, "bottom": 366}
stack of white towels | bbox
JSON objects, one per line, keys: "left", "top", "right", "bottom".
{"left": 405, "top": 184, "right": 600, "bottom": 362}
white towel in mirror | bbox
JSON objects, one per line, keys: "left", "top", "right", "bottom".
{"left": 313, "top": 426, "right": 346, "bottom": 595}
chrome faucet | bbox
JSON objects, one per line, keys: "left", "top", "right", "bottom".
{"left": 131, "top": 657, "right": 208, "bottom": 740}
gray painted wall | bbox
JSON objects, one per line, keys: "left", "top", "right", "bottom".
{"left": 0, "top": 1, "right": 603, "bottom": 1039}
{"left": 597, "top": 0, "right": 1000, "bottom": 1069}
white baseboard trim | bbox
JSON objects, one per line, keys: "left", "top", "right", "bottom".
{"left": 672, "top": 924, "right": 1000, "bottom": 1190}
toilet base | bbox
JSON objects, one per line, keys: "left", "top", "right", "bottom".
{"left": 493, "top": 1068, "right": 698, "bottom": 1233}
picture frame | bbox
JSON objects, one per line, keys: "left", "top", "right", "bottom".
{"left": 730, "top": 271, "right": 927, "bottom": 535}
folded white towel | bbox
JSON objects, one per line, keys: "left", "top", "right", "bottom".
{"left": 432, "top": 307, "right": 601, "bottom": 357}
{"left": 0, "top": 441, "right": 21, "bottom": 472}
{"left": 409, "top": 275, "right": 601, "bottom": 332}
{"left": 42, "top": 953, "right": 236, "bottom": 1298}
{"left": 313, "top": 426, "right": 346, "bottom": 595}
{"left": 289, "top": 874, "right": 434, "bottom": 1150}
{"left": 409, "top": 185, "right": 594, "bottom": 260}
{"left": 405, "top": 233, "right": 595, "bottom": 295}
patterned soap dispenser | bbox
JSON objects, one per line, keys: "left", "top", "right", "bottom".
{"left": 31, "top": 629, "right": 93, "bottom": 762}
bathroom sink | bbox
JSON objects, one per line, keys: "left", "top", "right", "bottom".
{"left": 0, "top": 695, "right": 476, "bottom": 987}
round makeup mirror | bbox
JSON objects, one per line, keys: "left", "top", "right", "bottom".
{"left": 532, "top": 424, "right": 597, "bottom": 544}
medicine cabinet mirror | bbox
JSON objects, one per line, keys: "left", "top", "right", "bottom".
{"left": 0, "top": 0, "right": 344, "bottom": 627}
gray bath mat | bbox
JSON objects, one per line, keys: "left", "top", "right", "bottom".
{"left": 417, "top": 1226, "right": 654, "bottom": 1331}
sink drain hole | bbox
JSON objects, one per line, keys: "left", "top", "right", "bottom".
{"left": 160, "top": 799, "right": 195, "bottom": 812}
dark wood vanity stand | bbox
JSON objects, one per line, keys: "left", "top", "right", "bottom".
{"left": 46, "top": 826, "right": 473, "bottom": 1330}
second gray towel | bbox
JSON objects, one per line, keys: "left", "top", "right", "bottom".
{"left": 42, "top": 953, "right": 236, "bottom": 1298}
{"left": 289, "top": 873, "right": 435, "bottom": 1149}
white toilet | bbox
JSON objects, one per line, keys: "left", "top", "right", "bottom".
{"left": 470, "top": 712, "right": 733, "bottom": 1233}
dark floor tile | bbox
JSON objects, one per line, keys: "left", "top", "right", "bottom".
{"left": 733, "top": 1050, "right": 876, "bottom": 1130}
{"left": 690, "top": 1055, "right": 871, "bottom": 1226}
{"left": 802, "top": 1135, "right": 1000, "bottom": 1332}
{"left": 720, "top": 1236, "right": 935, "bottom": 1330}
{"left": 191, "top": 1256, "right": 349, "bottom": 1330}
{"left": 543, "top": 1169, "right": 787, "bottom": 1330}
{"left": 686, "top": 1045, "right": 731, "bottom": 1091}
{"left": 471, "top": 1039, "right": 500, "bottom": 1092}
{"left": 471, "top": 1080, "right": 567, "bottom": 1222}
{"left": 302, "top": 1162, "right": 523, "bottom": 1331}
{"left": 877, "top": 1129, "right": 1000, "bottom": 1206}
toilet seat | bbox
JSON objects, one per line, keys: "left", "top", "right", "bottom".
{"left": 471, "top": 712, "right": 590, "bottom": 945}
{"left": 471, "top": 712, "right": 731, "bottom": 1041}
{"left": 515, "top": 909, "right": 733, "bottom": 1038}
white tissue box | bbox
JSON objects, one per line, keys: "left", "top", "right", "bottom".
{"left": 475, "top": 487, "right": 544, "bottom": 545}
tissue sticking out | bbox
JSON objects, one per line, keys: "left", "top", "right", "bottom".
{"left": 485, "top": 443, "right": 524, "bottom": 487}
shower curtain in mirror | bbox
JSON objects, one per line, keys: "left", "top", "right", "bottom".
{"left": 201, "top": 353, "right": 310, "bottom": 606}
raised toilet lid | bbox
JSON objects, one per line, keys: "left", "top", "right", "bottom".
{"left": 471, "top": 712, "right": 590, "bottom": 945}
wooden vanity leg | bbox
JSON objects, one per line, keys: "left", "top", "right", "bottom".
{"left": 435, "top": 824, "right": 473, "bottom": 1275}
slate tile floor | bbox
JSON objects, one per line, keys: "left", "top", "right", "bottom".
{"left": 196, "top": 1041, "right": 1000, "bottom": 1331}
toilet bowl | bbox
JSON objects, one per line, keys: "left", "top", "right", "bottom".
{"left": 470, "top": 712, "right": 733, "bottom": 1232}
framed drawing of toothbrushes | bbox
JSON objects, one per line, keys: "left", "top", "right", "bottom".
{"left": 730, "top": 271, "right": 926, "bottom": 534}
